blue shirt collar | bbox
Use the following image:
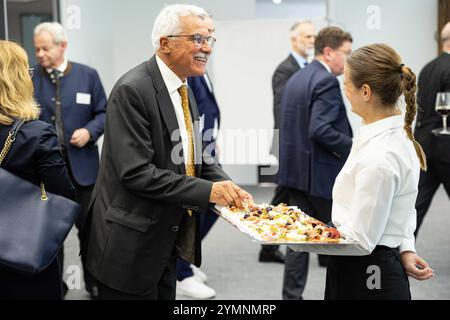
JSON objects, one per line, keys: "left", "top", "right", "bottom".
{"left": 290, "top": 51, "right": 308, "bottom": 68}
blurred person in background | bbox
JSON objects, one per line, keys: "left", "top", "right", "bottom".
{"left": 32, "top": 21, "right": 107, "bottom": 299}
{"left": 414, "top": 21, "right": 450, "bottom": 236}
{"left": 278, "top": 27, "right": 353, "bottom": 300}
{"left": 259, "top": 20, "right": 316, "bottom": 265}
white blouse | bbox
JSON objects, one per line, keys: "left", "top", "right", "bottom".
{"left": 332, "top": 114, "right": 419, "bottom": 255}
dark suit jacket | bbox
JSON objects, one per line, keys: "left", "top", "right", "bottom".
{"left": 277, "top": 60, "right": 353, "bottom": 200}
{"left": 272, "top": 54, "right": 301, "bottom": 131}
{"left": 0, "top": 120, "right": 75, "bottom": 198}
{"left": 82, "top": 56, "right": 229, "bottom": 295}
{"left": 415, "top": 53, "right": 450, "bottom": 163}
{"left": 33, "top": 62, "right": 107, "bottom": 186}
{"left": 188, "top": 75, "right": 220, "bottom": 157}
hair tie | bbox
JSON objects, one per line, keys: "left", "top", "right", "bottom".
{"left": 399, "top": 63, "right": 405, "bottom": 73}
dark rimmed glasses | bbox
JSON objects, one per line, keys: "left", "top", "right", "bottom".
{"left": 167, "top": 34, "right": 216, "bottom": 48}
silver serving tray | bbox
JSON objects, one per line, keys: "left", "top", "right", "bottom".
{"left": 214, "top": 205, "right": 368, "bottom": 256}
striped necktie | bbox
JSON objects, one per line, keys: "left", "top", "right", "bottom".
{"left": 177, "top": 85, "right": 196, "bottom": 177}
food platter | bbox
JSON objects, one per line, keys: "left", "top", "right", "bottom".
{"left": 214, "top": 203, "right": 367, "bottom": 256}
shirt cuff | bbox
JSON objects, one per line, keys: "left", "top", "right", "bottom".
{"left": 399, "top": 238, "right": 416, "bottom": 254}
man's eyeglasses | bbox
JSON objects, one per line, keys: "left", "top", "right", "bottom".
{"left": 167, "top": 34, "right": 216, "bottom": 48}
{"left": 29, "top": 68, "right": 35, "bottom": 78}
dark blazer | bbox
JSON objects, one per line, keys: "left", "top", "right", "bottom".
{"left": 0, "top": 120, "right": 75, "bottom": 299}
{"left": 82, "top": 56, "right": 230, "bottom": 295}
{"left": 277, "top": 60, "right": 353, "bottom": 200}
{"left": 415, "top": 53, "right": 450, "bottom": 162}
{"left": 188, "top": 75, "right": 220, "bottom": 157}
{"left": 188, "top": 75, "right": 220, "bottom": 136}
{"left": 272, "top": 54, "right": 301, "bottom": 131}
{"left": 32, "top": 62, "right": 107, "bottom": 186}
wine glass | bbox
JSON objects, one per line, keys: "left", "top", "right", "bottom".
{"left": 434, "top": 92, "right": 450, "bottom": 136}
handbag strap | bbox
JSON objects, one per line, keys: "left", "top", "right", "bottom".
{"left": 0, "top": 119, "right": 25, "bottom": 166}
{"left": 0, "top": 119, "right": 48, "bottom": 201}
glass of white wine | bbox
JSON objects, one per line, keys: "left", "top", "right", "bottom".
{"left": 434, "top": 92, "right": 450, "bottom": 135}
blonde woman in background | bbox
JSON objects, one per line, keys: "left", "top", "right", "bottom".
{"left": 0, "top": 40, "right": 75, "bottom": 300}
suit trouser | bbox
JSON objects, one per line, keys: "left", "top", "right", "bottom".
{"left": 0, "top": 258, "right": 63, "bottom": 300}
{"left": 261, "top": 185, "right": 291, "bottom": 253}
{"left": 97, "top": 254, "right": 177, "bottom": 300}
{"left": 177, "top": 209, "right": 219, "bottom": 281}
{"left": 415, "top": 159, "right": 450, "bottom": 237}
{"left": 282, "top": 189, "right": 332, "bottom": 300}
{"left": 57, "top": 147, "right": 96, "bottom": 291}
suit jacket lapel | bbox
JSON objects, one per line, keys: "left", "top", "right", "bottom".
{"left": 288, "top": 54, "right": 301, "bottom": 71}
{"left": 146, "top": 56, "right": 186, "bottom": 174}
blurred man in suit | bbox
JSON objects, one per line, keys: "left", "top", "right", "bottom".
{"left": 278, "top": 27, "right": 353, "bottom": 300}
{"left": 176, "top": 15, "right": 222, "bottom": 299}
{"left": 259, "top": 20, "right": 316, "bottom": 264}
{"left": 32, "top": 22, "right": 106, "bottom": 299}
{"left": 415, "top": 21, "right": 450, "bottom": 235}
{"left": 81, "top": 4, "right": 252, "bottom": 300}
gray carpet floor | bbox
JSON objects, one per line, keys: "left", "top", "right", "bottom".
{"left": 64, "top": 186, "right": 450, "bottom": 300}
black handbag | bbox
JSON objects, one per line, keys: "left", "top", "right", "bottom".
{"left": 0, "top": 119, "right": 80, "bottom": 274}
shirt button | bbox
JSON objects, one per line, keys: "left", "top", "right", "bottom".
{"left": 51, "top": 116, "right": 56, "bottom": 121}
{"left": 171, "top": 226, "right": 179, "bottom": 232}
{"left": 52, "top": 97, "right": 56, "bottom": 102}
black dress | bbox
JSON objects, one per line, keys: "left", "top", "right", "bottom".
{"left": 325, "top": 246, "right": 411, "bottom": 300}
{"left": 0, "top": 120, "right": 75, "bottom": 300}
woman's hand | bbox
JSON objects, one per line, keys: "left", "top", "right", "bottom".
{"left": 400, "top": 251, "right": 434, "bottom": 281}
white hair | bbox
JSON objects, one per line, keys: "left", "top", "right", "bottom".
{"left": 34, "top": 22, "right": 68, "bottom": 44}
{"left": 151, "top": 4, "right": 208, "bottom": 50}
{"left": 290, "top": 20, "right": 313, "bottom": 38}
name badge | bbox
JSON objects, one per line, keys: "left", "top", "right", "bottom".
{"left": 76, "top": 93, "right": 91, "bottom": 105}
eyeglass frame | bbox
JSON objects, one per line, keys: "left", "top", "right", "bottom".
{"left": 166, "top": 34, "right": 216, "bottom": 48}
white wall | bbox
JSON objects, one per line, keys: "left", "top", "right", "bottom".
{"left": 60, "top": 0, "right": 114, "bottom": 93}
{"left": 255, "top": 0, "right": 326, "bottom": 20}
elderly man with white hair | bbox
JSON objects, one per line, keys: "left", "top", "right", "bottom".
{"left": 414, "top": 21, "right": 450, "bottom": 236}
{"left": 32, "top": 21, "right": 107, "bottom": 299}
{"left": 81, "top": 4, "right": 252, "bottom": 300}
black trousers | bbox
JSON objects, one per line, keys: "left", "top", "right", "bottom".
{"left": 0, "top": 259, "right": 63, "bottom": 300}
{"left": 57, "top": 147, "right": 96, "bottom": 291}
{"left": 415, "top": 159, "right": 450, "bottom": 236}
{"left": 261, "top": 185, "right": 291, "bottom": 253}
{"left": 97, "top": 254, "right": 177, "bottom": 300}
{"left": 325, "top": 246, "right": 411, "bottom": 300}
{"left": 282, "top": 189, "right": 332, "bottom": 300}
